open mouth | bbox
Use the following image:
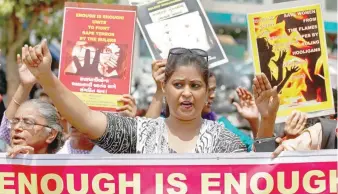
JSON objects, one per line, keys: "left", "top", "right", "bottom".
{"left": 207, "top": 102, "right": 213, "bottom": 107}
{"left": 180, "top": 101, "right": 193, "bottom": 109}
{"left": 12, "top": 135, "right": 25, "bottom": 144}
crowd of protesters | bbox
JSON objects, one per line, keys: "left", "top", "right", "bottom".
{"left": 0, "top": 40, "right": 337, "bottom": 158}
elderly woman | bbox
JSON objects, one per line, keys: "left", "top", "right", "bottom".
{"left": 0, "top": 47, "right": 63, "bottom": 157}
{"left": 7, "top": 99, "right": 63, "bottom": 157}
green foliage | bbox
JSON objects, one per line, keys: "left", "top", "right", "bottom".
{"left": 0, "top": 0, "right": 118, "bottom": 52}
{"left": 67, "top": 0, "right": 117, "bottom": 3}
{"left": 0, "top": 0, "right": 16, "bottom": 16}
{"left": 0, "top": 0, "right": 118, "bottom": 100}
{"left": 35, "top": 10, "right": 64, "bottom": 43}
{"left": 35, "top": 0, "right": 118, "bottom": 42}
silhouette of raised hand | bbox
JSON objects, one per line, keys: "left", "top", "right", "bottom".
{"left": 272, "top": 50, "right": 287, "bottom": 67}
{"left": 286, "top": 65, "right": 300, "bottom": 76}
{"left": 66, "top": 49, "right": 101, "bottom": 76}
{"left": 273, "top": 50, "right": 288, "bottom": 88}
{"left": 276, "top": 65, "right": 300, "bottom": 93}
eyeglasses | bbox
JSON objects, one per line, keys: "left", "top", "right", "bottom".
{"left": 9, "top": 118, "right": 51, "bottom": 131}
{"left": 167, "top": 47, "right": 208, "bottom": 62}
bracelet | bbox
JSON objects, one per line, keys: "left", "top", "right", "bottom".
{"left": 12, "top": 98, "right": 21, "bottom": 106}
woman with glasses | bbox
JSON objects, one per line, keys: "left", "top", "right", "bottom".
{"left": 23, "top": 40, "right": 247, "bottom": 154}
{"left": 7, "top": 99, "right": 63, "bottom": 157}
{"left": 0, "top": 47, "right": 63, "bottom": 157}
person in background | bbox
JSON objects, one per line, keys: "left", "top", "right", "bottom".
{"left": 273, "top": 88, "right": 337, "bottom": 152}
{"left": 252, "top": 73, "right": 280, "bottom": 138}
{"left": 57, "top": 126, "right": 106, "bottom": 154}
{"left": 0, "top": 63, "right": 8, "bottom": 151}
{"left": 282, "top": 110, "right": 308, "bottom": 139}
{"left": 272, "top": 117, "right": 337, "bottom": 158}
{"left": 24, "top": 41, "right": 248, "bottom": 154}
{"left": 249, "top": 74, "right": 321, "bottom": 157}
{"left": 0, "top": 95, "right": 5, "bottom": 128}
{"left": 57, "top": 94, "right": 138, "bottom": 154}
{"left": 146, "top": 60, "right": 257, "bottom": 151}
{"left": 218, "top": 87, "right": 259, "bottom": 151}
{"left": 0, "top": 94, "right": 5, "bottom": 152}
{"left": 0, "top": 68, "right": 6, "bottom": 120}
{"left": 232, "top": 87, "right": 261, "bottom": 135}
{"left": 267, "top": 94, "right": 337, "bottom": 157}
{"left": 328, "top": 88, "right": 337, "bottom": 120}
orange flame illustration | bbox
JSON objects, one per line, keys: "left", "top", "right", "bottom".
{"left": 255, "top": 11, "right": 323, "bottom": 105}
{"left": 294, "top": 13, "right": 308, "bottom": 20}
{"left": 314, "top": 55, "right": 324, "bottom": 76}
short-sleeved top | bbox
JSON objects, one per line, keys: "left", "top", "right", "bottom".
{"left": 93, "top": 113, "right": 247, "bottom": 154}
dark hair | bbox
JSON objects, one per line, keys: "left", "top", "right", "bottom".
{"left": 209, "top": 71, "right": 215, "bottom": 78}
{"left": 163, "top": 51, "right": 209, "bottom": 117}
{"left": 164, "top": 51, "right": 209, "bottom": 85}
{"left": 39, "top": 92, "right": 49, "bottom": 98}
{"left": 0, "top": 69, "right": 6, "bottom": 95}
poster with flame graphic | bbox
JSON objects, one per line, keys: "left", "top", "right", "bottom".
{"left": 248, "top": 3, "right": 334, "bottom": 122}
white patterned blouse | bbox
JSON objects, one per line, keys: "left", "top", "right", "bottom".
{"left": 93, "top": 113, "right": 247, "bottom": 154}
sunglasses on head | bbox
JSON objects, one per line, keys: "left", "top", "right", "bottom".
{"left": 167, "top": 47, "right": 208, "bottom": 62}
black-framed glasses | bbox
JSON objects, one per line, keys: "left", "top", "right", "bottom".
{"left": 9, "top": 118, "right": 51, "bottom": 130}
{"left": 167, "top": 47, "right": 208, "bottom": 62}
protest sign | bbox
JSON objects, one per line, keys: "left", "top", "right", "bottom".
{"left": 0, "top": 150, "right": 337, "bottom": 193}
{"left": 130, "top": 0, "right": 228, "bottom": 69}
{"left": 58, "top": 2, "right": 136, "bottom": 111}
{"left": 247, "top": 1, "right": 334, "bottom": 122}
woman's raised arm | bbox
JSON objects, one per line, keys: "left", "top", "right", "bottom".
{"left": 24, "top": 40, "right": 106, "bottom": 140}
